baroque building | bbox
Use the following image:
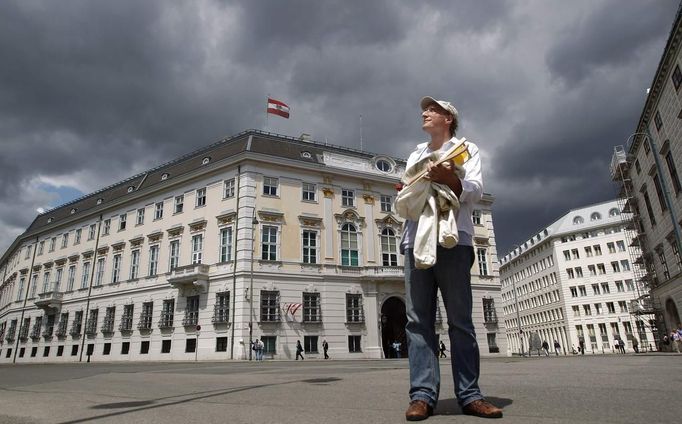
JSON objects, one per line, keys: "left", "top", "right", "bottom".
{"left": 610, "top": 5, "right": 682, "bottom": 344}
{"left": 0, "top": 130, "right": 505, "bottom": 363}
{"left": 500, "top": 200, "right": 656, "bottom": 355}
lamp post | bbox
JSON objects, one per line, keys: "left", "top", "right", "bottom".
{"left": 248, "top": 208, "right": 258, "bottom": 361}
{"left": 509, "top": 244, "right": 524, "bottom": 357}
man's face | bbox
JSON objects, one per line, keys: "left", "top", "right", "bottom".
{"left": 421, "top": 103, "right": 452, "bottom": 134}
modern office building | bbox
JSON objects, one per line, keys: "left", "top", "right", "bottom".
{"left": 610, "top": 4, "right": 682, "bottom": 342}
{"left": 0, "top": 129, "right": 506, "bottom": 363}
{"left": 500, "top": 200, "right": 656, "bottom": 355}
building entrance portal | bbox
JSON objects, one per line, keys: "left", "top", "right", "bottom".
{"left": 381, "top": 297, "right": 408, "bottom": 358}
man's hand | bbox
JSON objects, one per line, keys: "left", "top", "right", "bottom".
{"left": 424, "top": 160, "right": 462, "bottom": 196}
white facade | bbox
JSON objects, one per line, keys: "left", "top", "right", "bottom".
{"left": 0, "top": 130, "right": 506, "bottom": 363}
{"left": 500, "top": 200, "right": 656, "bottom": 355}
{"left": 610, "top": 7, "right": 682, "bottom": 341}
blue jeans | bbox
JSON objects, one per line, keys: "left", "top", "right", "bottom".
{"left": 404, "top": 246, "right": 482, "bottom": 408}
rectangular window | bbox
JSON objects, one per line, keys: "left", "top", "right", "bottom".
{"left": 643, "top": 190, "right": 656, "bottom": 226}
{"left": 88, "top": 224, "right": 96, "bottom": 240}
{"left": 136, "top": 208, "right": 145, "bottom": 225}
{"left": 654, "top": 110, "right": 663, "bottom": 131}
{"left": 42, "top": 271, "right": 50, "bottom": 294}
{"left": 138, "top": 302, "right": 153, "bottom": 330}
{"left": 184, "top": 295, "right": 200, "bottom": 326}
{"left": 570, "top": 286, "right": 578, "bottom": 297}
{"left": 161, "top": 340, "right": 172, "bottom": 354}
{"left": 591, "top": 284, "right": 600, "bottom": 295}
{"left": 381, "top": 229, "right": 397, "bottom": 266}
{"left": 658, "top": 249, "right": 670, "bottom": 280}
{"left": 578, "top": 286, "right": 587, "bottom": 296}
{"left": 119, "top": 214, "right": 127, "bottom": 231}
{"left": 71, "top": 311, "right": 83, "bottom": 336}
{"left": 195, "top": 188, "right": 206, "bottom": 207}
{"left": 71, "top": 345, "right": 78, "bottom": 356}
{"left": 563, "top": 250, "right": 571, "bottom": 261}
{"left": 477, "top": 248, "right": 489, "bottom": 276}
{"left": 606, "top": 302, "right": 616, "bottom": 314}
{"left": 85, "top": 309, "right": 98, "bottom": 335}
{"left": 594, "top": 303, "right": 602, "bottom": 315}
{"left": 348, "top": 335, "right": 362, "bottom": 353}
{"left": 302, "top": 230, "right": 317, "bottom": 264}
{"left": 66, "top": 266, "right": 76, "bottom": 291}
{"left": 673, "top": 64, "right": 682, "bottom": 90}
{"left": 472, "top": 209, "right": 481, "bottom": 225}
{"left": 102, "top": 306, "right": 115, "bottom": 333}
{"left": 191, "top": 235, "right": 203, "bottom": 264}
{"left": 618, "top": 301, "right": 628, "bottom": 313}
{"left": 665, "top": 151, "right": 682, "bottom": 194}
{"left": 262, "top": 336, "right": 276, "bottom": 354}
{"left": 260, "top": 291, "right": 280, "bottom": 322}
{"left": 160, "top": 299, "right": 175, "bottom": 328}
{"left": 121, "top": 342, "right": 130, "bottom": 355}
{"left": 572, "top": 305, "right": 580, "bottom": 317}
{"left": 615, "top": 281, "right": 625, "bottom": 292}
{"left": 342, "top": 189, "right": 354, "bottom": 207}
{"left": 80, "top": 262, "right": 91, "bottom": 289}
{"left": 74, "top": 228, "right": 82, "bottom": 244}
{"left": 584, "top": 246, "right": 592, "bottom": 257}
{"left": 94, "top": 257, "right": 105, "bottom": 286}
{"left": 303, "top": 292, "right": 321, "bottom": 322}
{"left": 155, "top": 202, "right": 164, "bottom": 220}
{"left": 575, "top": 267, "right": 583, "bottom": 277}
{"left": 620, "top": 260, "right": 630, "bottom": 272}
{"left": 30, "top": 273, "right": 38, "bottom": 298}
{"left": 611, "top": 261, "right": 620, "bottom": 273}
{"left": 567, "top": 269, "right": 574, "bottom": 279}
{"left": 261, "top": 226, "right": 278, "bottom": 261}
{"left": 607, "top": 242, "right": 616, "bottom": 253}
{"left": 304, "top": 335, "right": 318, "bottom": 353}
{"left": 597, "top": 263, "right": 606, "bottom": 274}
{"left": 601, "top": 282, "right": 610, "bottom": 294}
{"left": 346, "top": 293, "right": 364, "bottom": 323}
{"left": 54, "top": 268, "right": 63, "bottom": 292}
{"left": 130, "top": 249, "right": 140, "bottom": 279}
{"left": 380, "top": 195, "right": 392, "bottom": 213}
{"left": 583, "top": 305, "right": 592, "bottom": 316}
{"left": 61, "top": 233, "right": 69, "bottom": 248}
{"left": 15, "top": 276, "right": 24, "bottom": 301}
{"left": 38, "top": 241, "right": 44, "bottom": 255}
{"left": 175, "top": 195, "right": 184, "bottom": 214}
{"left": 625, "top": 279, "right": 635, "bottom": 291}
{"left": 169, "top": 240, "right": 180, "bottom": 271}
{"left": 571, "top": 249, "right": 579, "bottom": 259}
{"left": 224, "top": 178, "right": 236, "bottom": 198}
{"left": 103, "top": 343, "right": 111, "bottom": 355}
{"left": 302, "top": 182, "right": 316, "bottom": 201}
{"left": 653, "top": 174, "right": 667, "bottom": 211}
{"left": 49, "top": 237, "right": 56, "bottom": 252}
{"left": 148, "top": 245, "right": 159, "bottom": 276}
{"left": 594, "top": 245, "right": 602, "bottom": 255}
{"left": 103, "top": 219, "right": 110, "bottom": 236}
{"left": 213, "top": 292, "right": 230, "bottom": 324}
{"left": 671, "top": 240, "right": 682, "bottom": 272}
{"left": 120, "top": 305, "right": 134, "bottom": 331}
{"left": 482, "top": 298, "right": 497, "bottom": 324}
{"left": 263, "top": 177, "right": 278, "bottom": 196}
{"left": 219, "top": 227, "right": 233, "bottom": 262}
{"left": 588, "top": 265, "right": 596, "bottom": 276}
{"left": 112, "top": 254, "right": 121, "bottom": 283}
{"left": 216, "top": 337, "right": 228, "bottom": 352}
{"left": 616, "top": 241, "right": 625, "bottom": 252}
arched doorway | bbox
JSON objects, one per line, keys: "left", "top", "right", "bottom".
{"left": 381, "top": 297, "right": 408, "bottom": 358}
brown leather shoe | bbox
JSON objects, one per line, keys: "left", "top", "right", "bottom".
{"left": 462, "top": 399, "right": 503, "bottom": 418}
{"left": 405, "top": 400, "right": 433, "bottom": 421}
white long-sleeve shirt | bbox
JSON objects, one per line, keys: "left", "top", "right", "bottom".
{"left": 400, "top": 137, "right": 483, "bottom": 252}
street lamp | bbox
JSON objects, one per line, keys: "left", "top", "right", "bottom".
{"left": 249, "top": 208, "right": 259, "bottom": 361}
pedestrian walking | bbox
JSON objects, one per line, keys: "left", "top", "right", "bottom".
{"left": 541, "top": 341, "right": 550, "bottom": 357}
{"left": 392, "top": 340, "right": 402, "bottom": 358}
{"left": 295, "top": 340, "right": 304, "bottom": 360}
{"left": 553, "top": 340, "right": 561, "bottom": 356}
{"left": 439, "top": 340, "right": 447, "bottom": 358}
{"left": 255, "top": 338, "right": 264, "bottom": 361}
{"left": 578, "top": 337, "right": 585, "bottom": 355}
{"left": 399, "top": 96, "right": 502, "bottom": 420}
{"left": 675, "top": 323, "right": 682, "bottom": 353}
{"left": 619, "top": 338, "right": 626, "bottom": 354}
{"left": 632, "top": 337, "right": 639, "bottom": 353}
{"left": 323, "top": 339, "right": 330, "bottom": 359}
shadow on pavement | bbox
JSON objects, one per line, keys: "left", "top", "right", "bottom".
{"left": 435, "top": 396, "right": 512, "bottom": 416}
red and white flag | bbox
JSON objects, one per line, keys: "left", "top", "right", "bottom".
{"left": 267, "top": 97, "right": 290, "bottom": 119}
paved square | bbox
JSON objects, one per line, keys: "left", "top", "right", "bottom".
{"left": 0, "top": 354, "right": 680, "bottom": 423}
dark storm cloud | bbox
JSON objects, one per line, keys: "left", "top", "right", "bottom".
{"left": 546, "top": 0, "right": 676, "bottom": 85}
{"left": 0, "top": 0, "right": 678, "bottom": 258}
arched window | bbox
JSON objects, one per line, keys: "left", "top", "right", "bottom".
{"left": 381, "top": 228, "right": 398, "bottom": 266}
{"left": 609, "top": 208, "right": 620, "bottom": 217}
{"left": 590, "top": 212, "right": 601, "bottom": 221}
{"left": 573, "top": 216, "right": 584, "bottom": 225}
{"left": 341, "top": 223, "right": 359, "bottom": 266}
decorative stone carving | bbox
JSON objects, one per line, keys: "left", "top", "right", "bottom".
{"left": 298, "top": 215, "right": 323, "bottom": 228}
{"left": 375, "top": 214, "right": 403, "bottom": 232}
{"left": 334, "top": 209, "right": 365, "bottom": 228}
{"left": 362, "top": 194, "right": 375, "bottom": 205}
{"left": 188, "top": 220, "right": 207, "bottom": 232}
{"left": 112, "top": 241, "right": 126, "bottom": 251}
{"left": 147, "top": 231, "right": 163, "bottom": 243}
{"left": 167, "top": 226, "right": 184, "bottom": 238}
{"left": 322, "top": 187, "right": 334, "bottom": 198}
{"left": 97, "top": 246, "right": 109, "bottom": 255}
{"left": 257, "top": 210, "right": 284, "bottom": 223}
{"left": 129, "top": 236, "right": 144, "bottom": 247}
{"left": 216, "top": 212, "right": 236, "bottom": 226}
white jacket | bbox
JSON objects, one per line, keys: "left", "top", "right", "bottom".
{"left": 395, "top": 150, "right": 465, "bottom": 269}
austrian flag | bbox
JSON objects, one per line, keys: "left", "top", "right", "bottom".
{"left": 267, "top": 97, "right": 290, "bottom": 119}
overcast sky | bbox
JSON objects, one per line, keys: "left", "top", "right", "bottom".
{"left": 0, "top": 0, "right": 678, "bottom": 259}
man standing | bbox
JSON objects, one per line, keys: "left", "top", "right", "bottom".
{"left": 402, "top": 96, "right": 502, "bottom": 420}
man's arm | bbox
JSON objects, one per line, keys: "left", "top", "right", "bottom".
{"left": 425, "top": 144, "right": 482, "bottom": 201}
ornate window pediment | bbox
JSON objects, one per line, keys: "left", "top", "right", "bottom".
{"left": 299, "top": 215, "right": 323, "bottom": 228}
{"left": 375, "top": 214, "right": 402, "bottom": 232}
{"left": 147, "top": 231, "right": 163, "bottom": 243}
{"left": 97, "top": 246, "right": 109, "bottom": 255}
{"left": 335, "top": 209, "right": 365, "bottom": 228}
{"left": 258, "top": 210, "right": 284, "bottom": 223}
{"left": 68, "top": 254, "right": 80, "bottom": 263}
{"left": 82, "top": 250, "right": 94, "bottom": 259}
{"left": 188, "top": 219, "right": 207, "bottom": 232}
{"left": 128, "top": 236, "right": 144, "bottom": 247}
{"left": 216, "top": 212, "right": 236, "bottom": 226}
{"left": 111, "top": 241, "right": 126, "bottom": 251}
{"left": 166, "top": 225, "right": 184, "bottom": 238}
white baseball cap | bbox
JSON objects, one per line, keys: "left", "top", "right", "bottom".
{"left": 420, "top": 96, "right": 458, "bottom": 119}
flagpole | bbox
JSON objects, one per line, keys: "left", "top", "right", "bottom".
{"left": 360, "top": 114, "right": 363, "bottom": 151}
{"left": 265, "top": 95, "right": 269, "bottom": 132}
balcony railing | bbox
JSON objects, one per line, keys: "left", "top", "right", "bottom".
{"left": 69, "top": 324, "right": 81, "bottom": 337}
{"left": 5, "top": 329, "right": 16, "bottom": 342}
{"left": 42, "top": 326, "right": 54, "bottom": 338}
{"left": 55, "top": 324, "right": 67, "bottom": 337}
{"left": 182, "top": 315, "right": 199, "bottom": 327}
{"left": 34, "top": 291, "right": 64, "bottom": 310}
{"left": 137, "top": 316, "right": 153, "bottom": 330}
{"left": 101, "top": 320, "right": 115, "bottom": 334}
{"left": 119, "top": 317, "right": 133, "bottom": 332}
{"left": 158, "top": 315, "right": 174, "bottom": 329}
{"left": 168, "top": 264, "right": 210, "bottom": 291}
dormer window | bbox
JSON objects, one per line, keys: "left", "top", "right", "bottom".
{"left": 127, "top": 186, "right": 135, "bottom": 193}
{"left": 161, "top": 173, "right": 169, "bottom": 181}
{"left": 375, "top": 158, "right": 393, "bottom": 173}
{"left": 96, "top": 198, "right": 103, "bottom": 205}
{"left": 202, "top": 157, "right": 211, "bottom": 165}
{"left": 70, "top": 208, "right": 77, "bottom": 214}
